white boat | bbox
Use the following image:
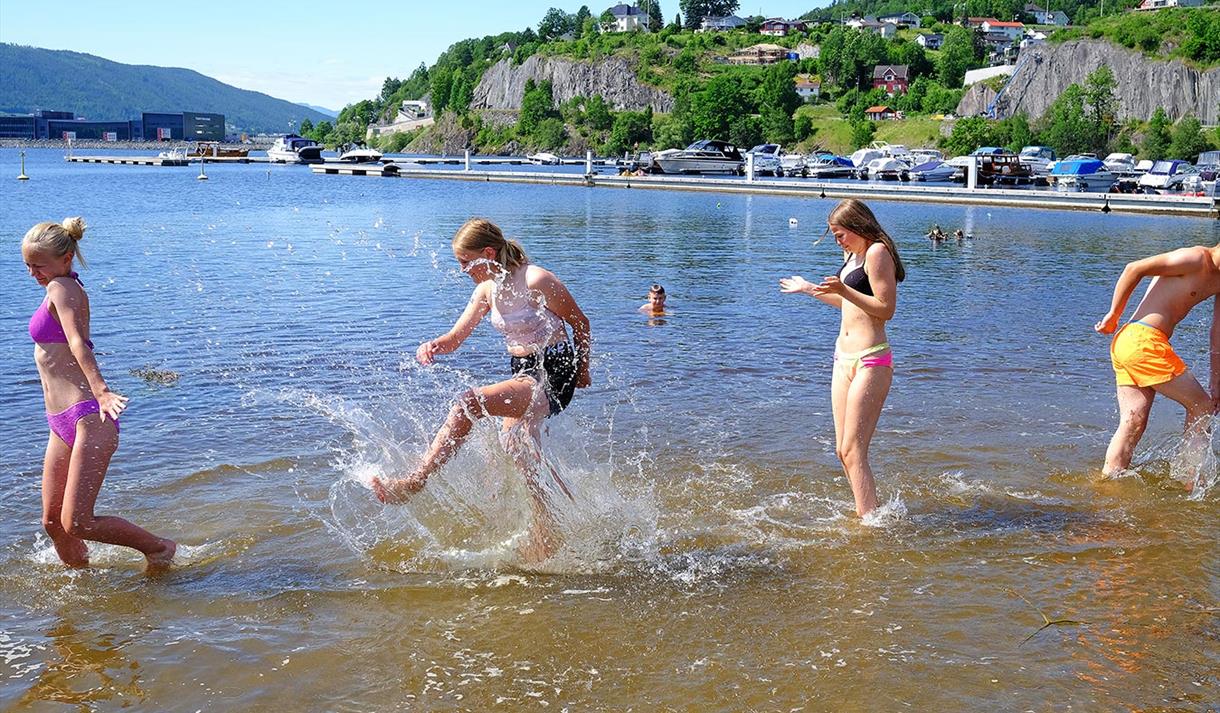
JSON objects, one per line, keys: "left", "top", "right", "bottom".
{"left": 907, "top": 159, "right": 957, "bottom": 182}
{"left": 338, "top": 147, "right": 384, "bottom": 163}
{"left": 864, "top": 157, "right": 907, "bottom": 180}
{"left": 1134, "top": 159, "right": 1154, "bottom": 174}
{"left": 267, "top": 134, "right": 323, "bottom": 164}
{"left": 654, "top": 140, "right": 745, "bottom": 175}
{"left": 527, "top": 152, "right": 561, "bottom": 165}
{"left": 156, "top": 147, "right": 188, "bottom": 161}
{"left": 746, "top": 144, "right": 783, "bottom": 176}
{"left": 1018, "top": 146, "right": 1056, "bottom": 175}
{"left": 1102, "top": 152, "right": 1138, "bottom": 176}
{"left": 779, "top": 152, "right": 807, "bottom": 176}
{"left": 909, "top": 148, "right": 944, "bottom": 164}
{"left": 805, "top": 153, "right": 854, "bottom": 178}
{"left": 849, "top": 147, "right": 885, "bottom": 168}
{"left": 1138, "top": 160, "right": 1198, "bottom": 192}
{"left": 1048, "top": 158, "right": 1116, "bottom": 192}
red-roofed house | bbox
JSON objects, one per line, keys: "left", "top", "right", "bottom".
{"left": 872, "top": 65, "right": 910, "bottom": 94}
{"left": 981, "top": 19, "right": 1026, "bottom": 40}
{"left": 963, "top": 16, "right": 998, "bottom": 28}
{"left": 864, "top": 105, "right": 898, "bottom": 120}
{"left": 760, "top": 18, "right": 808, "bottom": 36}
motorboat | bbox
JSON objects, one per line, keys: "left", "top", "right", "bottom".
{"left": 869, "top": 141, "right": 915, "bottom": 164}
{"left": 906, "top": 159, "right": 957, "bottom": 182}
{"left": 909, "top": 148, "right": 944, "bottom": 164}
{"left": 190, "top": 141, "right": 250, "bottom": 159}
{"left": 1102, "top": 152, "right": 1138, "bottom": 176}
{"left": 971, "top": 147, "right": 1033, "bottom": 185}
{"left": 267, "top": 134, "right": 323, "bottom": 164}
{"left": 849, "top": 147, "right": 885, "bottom": 169}
{"left": 338, "top": 146, "right": 384, "bottom": 163}
{"left": 1018, "top": 146, "right": 1056, "bottom": 175}
{"left": 654, "top": 140, "right": 744, "bottom": 175}
{"left": 746, "top": 144, "right": 783, "bottom": 176}
{"left": 1048, "top": 157, "right": 1116, "bottom": 192}
{"left": 863, "top": 157, "right": 907, "bottom": 180}
{"left": 156, "top": 147, "right": 188, "bottom": 161}
{"left": 779, "top": 152, "right": 807, "bottom": 177}
{"left": 805, "top": 153, "right": 854, "bottom": 178}
{"left": 527, "top": 152, "right": 561, "bottom": 165}
{"left": 1134, "top": 159, "right": 1154, "bottom": 174}
{"left": 1138, "top": 160, "right": 1198, "bottom": 192}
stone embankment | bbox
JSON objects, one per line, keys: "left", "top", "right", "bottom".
{"left": 472, "top": 55, "right": 673, "bottom": 113}
{"left": 980, "top": 39, "right": 1220, "bottom": 123}
{"left": 0, "top": 139, "right": 269, "bottom": 150}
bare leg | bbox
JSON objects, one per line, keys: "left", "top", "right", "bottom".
{"left": 41, "top": 434, "right": 88, "bottom": 567}
{"left": 836, "top": 365, "right": 892, "bottom": 517}
{"left": 373, "top": 377, "right": 538, "bottom": 504}
{"left": 1102, "top": 385, "right": 1155, "bottom": 476}
{"left": 60, "top": 414, "right": 175, "bottom": 570}
{"left": 500, "top": 391, "right": 564, "bottom": 562}
{"left": 1150, "top": 371, "right": 1213, "bottom": 488}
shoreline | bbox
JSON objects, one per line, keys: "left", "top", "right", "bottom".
{"left": 0, "top": 138, "right": 271, "bottom": 150}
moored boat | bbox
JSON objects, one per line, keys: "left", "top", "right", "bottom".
{"left": 267, "top": 134, "right": 323, "bottom": 164}
{"left": 1018, "top": 145, "right": 1056, "bottom": 175}
{"left": 190, "top": 141, "right": 251, "bottom": 159}
{"left": 654, "top": 140, "right": 745, "bottom": 175}
{"left": 906, "top": 159, "right": 956, "bottom": 182}
{"left": 526, "top": 152, "right": 561, "bottom": 165}
{"left": 338, "top": 146, "right": 384, "bottom": 163}
{"left": 1048, "top": 157, "right": 1116, "bottom": 192}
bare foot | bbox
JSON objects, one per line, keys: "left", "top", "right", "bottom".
{"left": 371, "top": 473, "right": 426, "bottom": 504}
{"left": 145, "top": 538, "right": 176, "bottom": 573}
{"left": 53, "top": 538, "right": 89, "bottom": 568}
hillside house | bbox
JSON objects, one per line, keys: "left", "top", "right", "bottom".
{"left": 880, "top": 11, "right": 921, "bottom": 27}
{"left": 872, "top": 64, "right": 910, "bottom": 94}
{"left": 760, "top": 18, "right": 808, "bottom": 36}
{"left": 602, "top": 4, "right": 649, "bottom": 32}
{"left": 916, "top": 32, "right": 943, "bottom": 49}
{"left": 727, "top": 43, "right": 790, "bottom": 65}
{"left": 981, "top": 19, "right": 1026, "bottom": 40}
{"left": 794, "top": 73, "right": 821, "bottom": 99}
{"left": 845, "top": 16, "right": 898, "bottom": 37}
{"left": 963, "top": 16, "right": 997, "bottom": 28}
{"left": 864, "top": 105, "right": 898, "bottom": 120}
{"left": 1136, "top": 0, "right": 1202, "bottom": 9}
{"left": 1023, "top": 3, "right": 1069, "bottom": 24}
{"left": 700, "top": 14, "right": 747, "bottom": 31}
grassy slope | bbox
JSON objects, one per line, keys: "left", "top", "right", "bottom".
{"left": 796, "top": 105, "right": 945, "bottom": 155}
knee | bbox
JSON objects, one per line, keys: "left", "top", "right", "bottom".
{"left": 62, "top": 513, "right": 96, "bottom": 539}
{"left": 836, "top": 442, "right": 866, "bottom": 469}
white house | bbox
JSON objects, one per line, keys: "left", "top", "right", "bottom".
{"left": 794, "top": 73, "right": 821, "bottom": 99}
{"left": 1136, "top": 0, "right": 1202, "bottom": 9}
{"left": 880, "top": 11, "right": 921, "bottom": 27}
{"left": 845, "top": 16, "right": 897, "bottom": 38}
{"left": 1023, "top": 4, "right": 1070, "bottom": 24}
{"left": 602, "top": 3, "right": 649, "bottom": 32}
{"left": 981, "top": 19, "right": 1026, "bottom": 41}
{"left": 700, "top": 14, "right": 746, "bottom": 31}
{"left": 397, "top": 100, "right": 430, "bottom": 122}
{"left": 916, "top": 32, "right": 943, "bottom": 49}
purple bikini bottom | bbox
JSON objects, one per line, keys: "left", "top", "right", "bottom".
{"left": 46, "top": 400, "right": 118, "bottom": 447}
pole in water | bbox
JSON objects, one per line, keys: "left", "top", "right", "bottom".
{"left": 197, "top": 155, "right": 208, "bottom": 181}
{"left": 17, "top": 150, "right": 29, "bottom": 180}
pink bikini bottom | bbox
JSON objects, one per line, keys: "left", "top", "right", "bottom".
{"left": 46, "top": 400, "right": 118, "bottom": 447}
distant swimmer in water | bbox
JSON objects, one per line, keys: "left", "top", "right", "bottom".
{"left": 1096, "top": 242, "right": 1220, "bottom": 481}
{"left": 372, "top": 218, "right": 592, "bottom": 559}
{"left": 21, "top": 218, "right": 175, "bottom": 570}
{"left": 926, "top": 225, "right": 946, "bottom": 241}
{"left": 638, "top": 283, "right": 668, "bottom": 316}
{"left": 779, "top": 199, "right": 905, "bottom": 517}
{"left": 954, "top": 229, "right": 970, "bottom": 241}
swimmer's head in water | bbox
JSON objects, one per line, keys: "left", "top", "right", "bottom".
{"left": 453, "top": 218, "right": 528, "bottom": 274}
{"left": 647, "top": 284, "right": 666, "bottom": 310}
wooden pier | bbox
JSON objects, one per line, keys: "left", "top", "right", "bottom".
{"left": 66, "top": 155, "right": 191, "bottom": 166}
{"left": 310, "top": 165, "right": 1220, "bottom": 219}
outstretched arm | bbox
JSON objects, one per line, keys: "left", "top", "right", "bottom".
{"left": 779, "top": 275, "right": 844, "bottom": 308}
{"left": 417, "top": 284, "right": 490, "bottom": 365}
{"left": 1096, "top": 247, "right": 1209, "bottom": 334}
{"left": 48, "top": 280, "right": 127, "bottom": 421}
{"left": 532, "top": 268, "right": 592, "bottom": 387}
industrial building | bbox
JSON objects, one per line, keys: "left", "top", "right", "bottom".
{"left": 0, "top": 109, "right": 224, "bottom": 141}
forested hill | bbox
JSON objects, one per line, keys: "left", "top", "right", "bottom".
{"left": 802, "top": 0, "right": 1138, "bottom": 25}
{"left": 0, "top": 44, "right": 331, "bottom": 134}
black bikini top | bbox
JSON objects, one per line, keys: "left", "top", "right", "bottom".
{"left": 839, "top": 254, "right": 873, "bottom": 296}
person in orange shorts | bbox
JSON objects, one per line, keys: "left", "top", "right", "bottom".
{"left": 1095, "top": 243, "right": 1220, "bottom": 476}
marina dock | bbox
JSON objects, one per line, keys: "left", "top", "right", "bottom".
{"left": 312, "top": 165, "right": 1220, "bottom": 219}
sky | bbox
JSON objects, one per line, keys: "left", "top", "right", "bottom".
{"left": 0, "top": 0, "right": 827, "bottom": 112}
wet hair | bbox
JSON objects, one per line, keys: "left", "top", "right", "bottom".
{"left": 452, "top": 218, "right": 528, "bottom": 270}
{"left": 23, "top": 217, "right": 88, "bottom": 268}
{"left": 649, "top": 283, "right": 665, "bottom": 295}
{"left": 827, "top": 199, "right": 905, "bottom": 283}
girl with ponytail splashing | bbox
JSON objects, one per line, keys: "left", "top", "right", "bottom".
{"left": 373, "top": 218, "right": 592, "bottom": 561}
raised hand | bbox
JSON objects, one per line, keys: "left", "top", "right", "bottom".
{"left": 779, "top": 275, "right": 814, "bottom": 294}
{"left": 416, "top": 340, "right": 439, "bottom": 365}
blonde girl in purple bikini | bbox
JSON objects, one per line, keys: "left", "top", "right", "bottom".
{"left": 23, "top": 218, "right": 175, "bottom": 570}
{"left": 780, "top": 199, "right": 905, "bottom": 518}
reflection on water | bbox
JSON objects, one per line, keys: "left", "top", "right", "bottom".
{"left": 0, "top": 149, "right": 1217, "bottom": 709}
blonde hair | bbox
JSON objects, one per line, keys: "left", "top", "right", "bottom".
{"left": 23, "top": 217, "right": 88, "bottom": 268}
{"left": 827, "top": 200, "right": 905, "bottom": 283}
{"left": 452, "top": 218, "right": 528, "bottom": 270}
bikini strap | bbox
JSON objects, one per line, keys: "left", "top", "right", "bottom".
{"left": 69, "top": 271, "right": 84, "bottom": 286}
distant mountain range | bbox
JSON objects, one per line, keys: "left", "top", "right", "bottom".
{"left": 0, "top": 44, "right": 332, "bottom": 134}
{"left": 298, "top": 103, "right": 339, "bottom": 118}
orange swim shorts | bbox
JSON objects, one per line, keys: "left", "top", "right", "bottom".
{"left": 1110, "top": 321, "right": 1187, "bottom": 387}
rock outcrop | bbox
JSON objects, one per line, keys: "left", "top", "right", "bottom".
{"left": 991, "top": 39, "right": 1220, "bottom": 124}
{"left": 956, "top": 83, "right": 998, "bottom": 117}
{"left": 472, "top": 55, "right": 674, "bottom": 113}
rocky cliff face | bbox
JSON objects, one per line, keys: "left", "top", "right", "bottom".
{"left": 956, "top": 83, "right": 998, "bottom": 117}
{"left": 472, "top": 55, "right": 674, "bottom": 113}
{"left": 992, "top": 40, "right": 1220, "bottom": 124}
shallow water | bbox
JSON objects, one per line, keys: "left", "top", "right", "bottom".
{"left": 1, "top": 148, "right": 1218, "bottom": 710}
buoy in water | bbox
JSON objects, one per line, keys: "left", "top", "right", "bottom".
{"left": 788, "top": 217, "right": 798, "bottom": 227}
{"left": 197, "top": 158, "right": 208, "bottom": 181}
{"left": 17, "top": 150, "right": 29, "bottom": 180}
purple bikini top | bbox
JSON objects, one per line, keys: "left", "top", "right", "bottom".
{"left": 29, "top": 272, "right": 93, "bottom": 350}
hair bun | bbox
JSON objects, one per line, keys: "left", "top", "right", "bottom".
{"left": 61, "top": 216, "right": 87, "bottom": 241}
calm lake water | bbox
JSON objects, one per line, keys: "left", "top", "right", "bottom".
{"left": 1, "top": 148, "right": 1218, "bottom": 710}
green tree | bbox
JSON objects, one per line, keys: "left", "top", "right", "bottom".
{"left": 1142, "top": 107, "right": 1172, "bottom": 159}
{"left": 793, "top": 112, "right": 814, "bottom": 142}
{"left": 679, "top": 0, "right": 739, "bottom": 30}
{"left": 941, "top": 116, "right": 993, "bottom": 156}
{"left": 430, "top": 67, "right": 454, "bottom": 115}
{"left": 539, "top": 8, "right": 573, "bottom": 40}
{"left": 585, "top": 95, "right": 613, "bottom": 131}
{"left": 689, "top": 73, "right": 752, "bottom": 140}
{"left": 605, "top": 110, "right": 653, "bottom": 155}
{"left": 1038, "top": 84, "right": 1099, "bottom": 156}
{"left": 850, "top": 119, "right": 876, "bottom": 149}
{"left": 640, "top": 0, "right": 664, "bottom": 31}
{"left": 759, "top": 61, "right": 801, "bottom": 118}
{"left": 999, "top": 114, "right": 1034, "bottom": 152}
{"left": 888, "top": 40, "right": 933, "bottom": 79}
{"left": 574, "top": 6, "right": 592, "bottom": 36}
{"left": 518, "top": 79, "right": 557, "bottom": 135}
{"left": 1167, "top": 114, "right": 1213, "bottom": 161}
{"left": 299, "top": 118, "right": 313, "bottom": 135}
{"left": 533, "top": 117, "right": 568, "bottom": 148}
{"left": 1083, "top": 65, "right": 1118, "bottom": 148}
{"left": 938, "top": 26, "right": 975, "bottom": 88}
